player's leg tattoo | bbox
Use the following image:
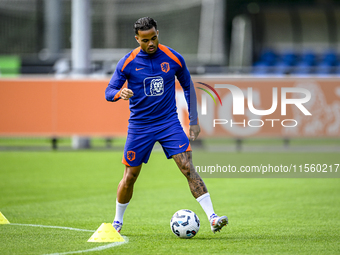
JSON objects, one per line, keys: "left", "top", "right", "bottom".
{"left": 173, "top": 151, "right": 208, "bottom": 199}
{"left": 117, "top": 164, "right": 142, "bottom": 204}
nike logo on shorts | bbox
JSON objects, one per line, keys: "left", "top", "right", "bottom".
{"left": 135, "top": 67, "right": 144, "bottom": 71}
{"left": 179, "top": 143, "right": 187, "bottom": 148}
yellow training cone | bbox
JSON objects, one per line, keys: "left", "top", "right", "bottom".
{"left": 87, "top": 223, "right": 125, "bottom": 242}
{"left": 0, "top": 212, "right": 10, "bottom": 224}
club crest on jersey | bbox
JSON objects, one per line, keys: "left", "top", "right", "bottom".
{"left": 161, "top": 62, "right": 170, "bottom": 73}
{"left": 144, "top": 76, "right": 164, "bottom": 96}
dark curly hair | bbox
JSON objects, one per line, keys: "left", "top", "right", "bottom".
{"left": 134, "top": 17, "right": 157, "bottom": 35}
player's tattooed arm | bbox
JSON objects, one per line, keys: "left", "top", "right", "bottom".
{"left": 173, "top": 151, "right": 208, "bottom": 199}
{"left": 189, "top": 124, "right": 200, "bottom": 141}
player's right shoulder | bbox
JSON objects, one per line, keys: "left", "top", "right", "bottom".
{"left": 120, "top": 47, "right": 141, "bottom": 72}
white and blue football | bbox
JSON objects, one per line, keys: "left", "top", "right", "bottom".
{"left": 170, "top": 209, "right": 200, "bottom": 239}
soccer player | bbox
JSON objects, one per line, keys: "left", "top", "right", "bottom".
{"left": 105, "top": 17, "right": 228, "bottom": 234}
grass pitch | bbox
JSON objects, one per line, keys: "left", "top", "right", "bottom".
{"left": 0, "top": 150, "right": 339, "bottom": 254}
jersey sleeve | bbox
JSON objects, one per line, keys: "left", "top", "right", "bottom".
{"left": 175, "top": 54, "right": 198, "bottom": 125}
{"left": 105, "top": 57, "right": 128, "bottom": 102}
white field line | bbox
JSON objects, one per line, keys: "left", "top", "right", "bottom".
{"left": 10, "top": 223, "right": 94, "bottom": 232}
{"left": 9, "top": 223, "right": 129, "bottom": 255}
{"left": 43, "top": 240, "right": 129, "bottom": 255}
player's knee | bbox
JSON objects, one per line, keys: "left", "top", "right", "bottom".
{"left": 123, "top": 171, "right": 139, "bottom": 187}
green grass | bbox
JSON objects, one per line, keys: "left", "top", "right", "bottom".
{"left": 1, "top": 137, "right": 339, "bottom": 148}
{"left": 0, "top": 150, "right": 339, "bottom": 254}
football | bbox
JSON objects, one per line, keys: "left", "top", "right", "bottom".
{"left": 170, "top": 209, "right": 200, "bottom": 239}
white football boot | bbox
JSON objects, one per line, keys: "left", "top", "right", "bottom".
{"left": 210, "top": 213, "right": 228, "bottom": 233}
{"left": 112, "top": 221, "right": 123, "bottom": 233}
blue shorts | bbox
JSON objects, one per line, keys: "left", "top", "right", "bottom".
{"left": 122, "top": 124, "right": 191, "bottom": 167}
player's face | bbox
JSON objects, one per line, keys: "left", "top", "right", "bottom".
{"left": 135, "top": 27, "right": 159, "bottom": 54}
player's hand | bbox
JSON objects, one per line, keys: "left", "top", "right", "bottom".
{"left": 120, "top": 88, "right": 134, "bottom": 100}
{"left": 189, "top": 124, "right": 200, "bottom": 141}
